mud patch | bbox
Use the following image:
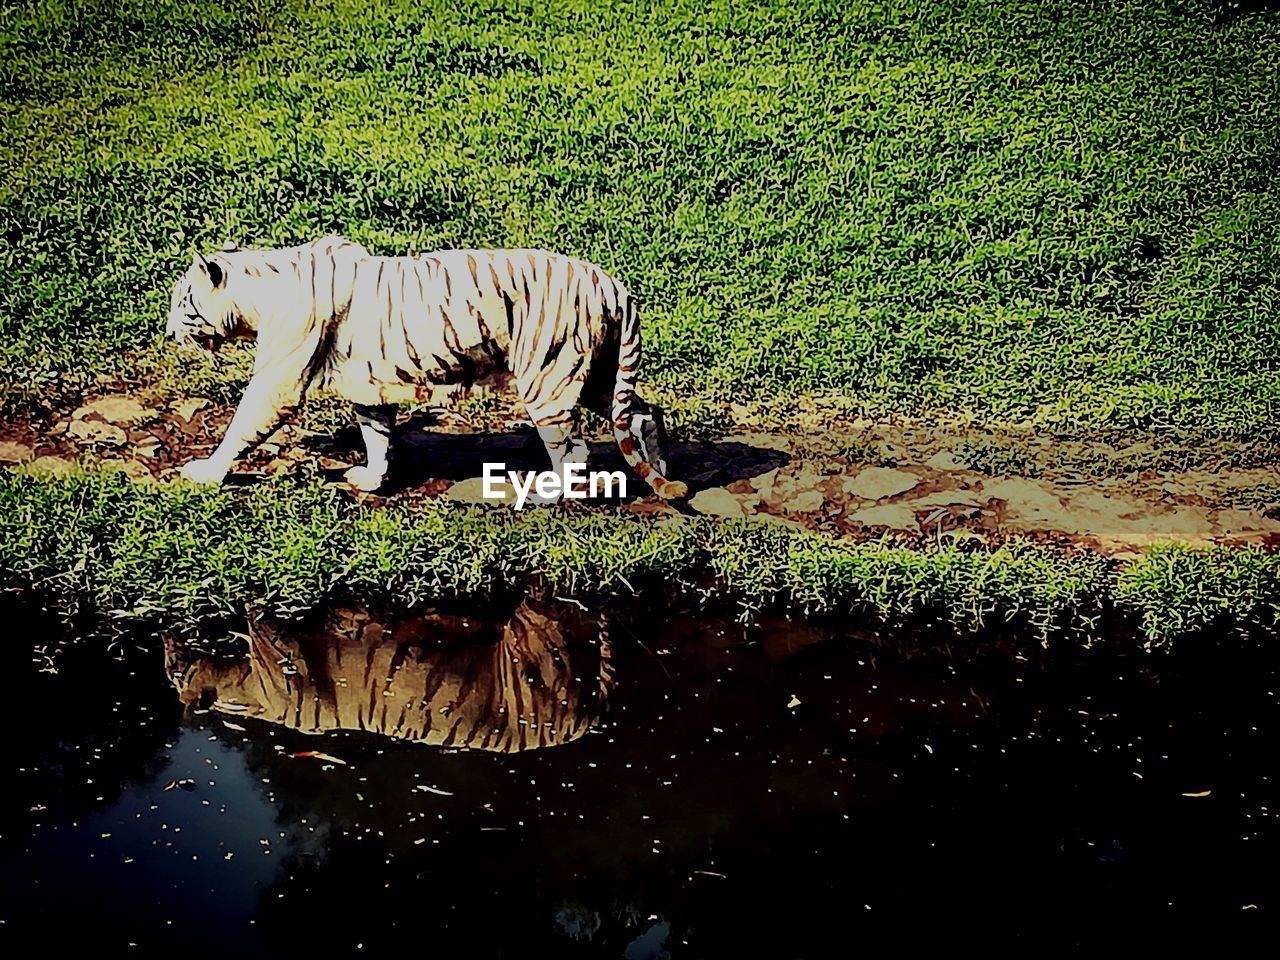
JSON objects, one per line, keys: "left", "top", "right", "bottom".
{"left": 4, "top": 389, "right": 1279, "bottom": 555}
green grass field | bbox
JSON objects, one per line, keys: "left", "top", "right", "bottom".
{"left": 3, "top": 1, "right": 1279, "bottom": 646}
{"left": 3, "top": 0, "right": 1279, "bottom": 434}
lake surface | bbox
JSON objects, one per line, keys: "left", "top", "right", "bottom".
{"left": 1, "top": 601, "right": 1276, "bottom": 955}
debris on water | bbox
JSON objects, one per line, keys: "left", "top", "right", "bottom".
{"left": 162, "top": 778, "right": 196, "bottom": 792}
{"left": 9, "top": 596, "right": 1280, "bottom": 952}
{"left": 288, "top": 751, "right": 347, "bottom": 766}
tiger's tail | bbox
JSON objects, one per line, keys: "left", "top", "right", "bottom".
{"left": 610, "top": 292, "right": 688, "bottom": 501}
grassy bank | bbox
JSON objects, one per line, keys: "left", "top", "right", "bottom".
{"left": 3, "top": 470, "right": 1277, "bottom": 649}
{"left": 3, "top": 0, "right": 1280, "bottom": 435}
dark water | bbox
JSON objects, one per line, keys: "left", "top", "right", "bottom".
{"left": 1, "top": 602, "right": 1276, "bottom": 956}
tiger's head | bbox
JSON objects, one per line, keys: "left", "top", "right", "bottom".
{"left": 166, "top": 241, "right": 249, "bottom": 353}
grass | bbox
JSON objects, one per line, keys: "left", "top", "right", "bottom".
{"left": 2, "top": 0, "right": 1279, "bottom": 438}
{"left": 3, "top": 2, "right": 1279, "bottom": 651}
{"left": 4, "top": 468, "right": 1278, "bottom": 650}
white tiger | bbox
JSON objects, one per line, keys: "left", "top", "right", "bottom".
{"left": 165, "top": 236, "right": 686, "bottom": 499}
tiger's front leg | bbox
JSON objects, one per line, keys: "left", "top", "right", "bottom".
{"left": 179, "top": 367, "right": 307, "bottom": 484}
{"left": 344, "top": 403, "right": 396, "bottom": 491}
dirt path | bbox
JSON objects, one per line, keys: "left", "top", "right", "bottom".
{"left": 2, "top": 388, "right": 1278, "bottom": 559}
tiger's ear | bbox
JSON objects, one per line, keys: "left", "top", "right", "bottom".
{"left": 194, "top": 251, "right": 226, "bottom": 288}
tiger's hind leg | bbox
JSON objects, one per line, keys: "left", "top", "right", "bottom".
{"left": 628, "top": 398, "right": 670, "bottom": 476}
{"left": 345, "top": 402, "right": 396, "bottom": 492}
{"left": 520, "top": 368, "right": 589, "bottom": 503}
{"left": 525, "top": 412, "right": 589, "bottom": 503}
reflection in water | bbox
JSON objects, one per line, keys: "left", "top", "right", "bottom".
{"left": 5, "top": 598, "right": 1280, "bottom": 955}
{"left": 165, "top": 601, "right": 612, "bottom": 752}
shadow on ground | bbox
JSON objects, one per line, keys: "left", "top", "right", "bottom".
{"left": 304, "top": 412, "right": 790, "bottom": 500}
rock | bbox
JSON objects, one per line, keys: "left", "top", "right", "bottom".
{"left": 1120, "top": 507, "right": 1219, "bottom": 538}
{"left": 925, "top": 450, "right": 969, "bottom": 471}
{"left": 0, "top": 440, "right": 34, "bottom": 464}
{"left": 785, "top": 490, "right": 825, "bottom": 514}
{"left": 843, "top": 466, "right": 919, "bottom": 501}
{"left": 690, "top": 487, "right": 751, "bottom": 518}
{"left": 445, "top": 476, "right": 513, "bottom": 505}
{"left": 22, "top": 455, "right": 77, "bottom": 478}
{"left": 67, "top": 419, "right": 128, "bottom": 446}
{"left": 1216, "top": 508, "right": 1280, "bottom": 535}
{"left": 749, "top": 468, "right": 780, "bottom": 495}
{"left": 845, "top": 503, "right": 918, "bottom": 531}
{"left": 982, "top": 478, "right": 1064, "bottom": 521}
{"left": 171, "top": 397, "right": 212, "bottom": 421}
{"left": 72, "top": 396, "right": 156, "bottom": 425}
{"left": 1064, "top": 490, "right": 1136, "bottom": 517}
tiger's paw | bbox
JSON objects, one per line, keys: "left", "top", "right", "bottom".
{"left": 179, "top": 458, "right": 227, "bottom": 485}
{"left": 656, "top": 479, "right": 689, "bottom": 501}
{"left": 344, "top": 465, "right": 387, "bottom": 492}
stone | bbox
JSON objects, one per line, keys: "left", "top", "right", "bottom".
{"left": 845, "top": 503, "right": 918, "bottom": 531}
{"left": 690, "top": 487, "right": 750, "bottom": 518}
{"left": 785, "top": 489, "right": 826, "bottom": 514}
{"left": 171, "top": 397, "right": 212, "bottom": 421}
{"left": 982, "top": 478, "right": 1064, "bottom": 520}
{"left": 1064, "top": 490, "right": 1138, "bottom": 519}
{"left": 67, "top": 419, "right": 127, "bottom": 446}
{"left": 843, "top": 466, "right": 919, "bottom": 501}
{"left": 0, "top": 440, "right": 34, "bottom": 464}
{"left": 925, "top": 450, "right": 969, "bottom": 471}
{"left": 1216, "top": 508, "right": 1280, "bottom": 535}
{"left": 71, "top": 396, "right": 156, "bottom": 425}
{"left": 748, "top": 468, "right": 780, "bottom": 496}
{"left": 1120, "top": 507, "right": 1218, "bottom": 538}
{"left": 445, "top": 476, "right": 512, "bottom": 505}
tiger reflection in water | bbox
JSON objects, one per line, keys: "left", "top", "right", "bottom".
{"left": 164, "top": 601, "right": 612, "bottom": 753}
